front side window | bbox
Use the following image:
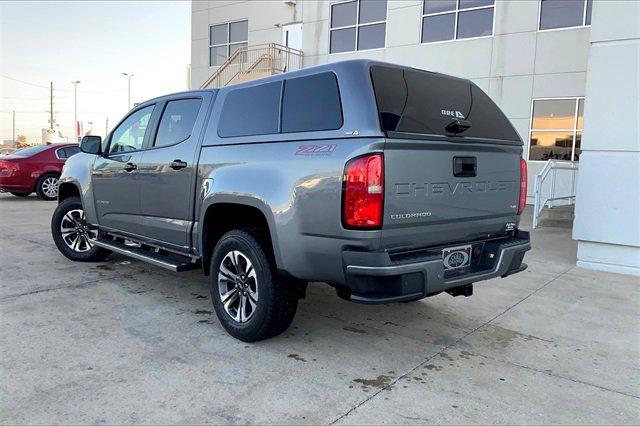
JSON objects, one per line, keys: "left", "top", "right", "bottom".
{"left": 154, "top": 99, "right": 202, "bottom": 147}
{"left": 109, "top": 105, "right": 154, "bottom": 154}
{"left": 209, "top": 20, "right": 248, "bottom": 66}
{"left": 422, "top": 0, "right": 494, "bottom": 43}
{"left": 330, "top": 0, "right": 387, "bottom": 54}
{"left": 539, "top": 0, "right": 592, "bottom": 30}
{"left": 529, "top": 98, "right": 584, "bottom": 161}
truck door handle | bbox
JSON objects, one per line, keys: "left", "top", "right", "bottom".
{"left": 170, "top": 160, "right": 187, "bottom": 170}
{"left": 123, "top": 162, "right": 137, "bottom": 172}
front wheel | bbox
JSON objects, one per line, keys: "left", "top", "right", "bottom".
{"left": 51, "top": 196, "right": 111, "bottom": 262}
{"left": 210, "top": 229, "right": 298, "bottom": 342}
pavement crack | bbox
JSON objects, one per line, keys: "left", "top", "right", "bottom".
{"left": 0, "top": 277, "right": 110, "bottom": 302}
{"left": 471, "top": 350, "right": 640, "bottom": 400}
{"left": 329, "top": 266, "right": 576, "bottom": 424}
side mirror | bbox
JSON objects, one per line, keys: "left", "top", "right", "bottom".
{"left": 80, "top": 135, "right": 102, "bottom": 155}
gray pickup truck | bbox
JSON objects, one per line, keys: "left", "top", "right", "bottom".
{"left": 51, "top": 60, "right": 530, "bottom": 342}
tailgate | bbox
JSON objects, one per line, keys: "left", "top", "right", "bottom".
{"left": 382, "top": 139, "right": 521, "bottom": 250}
{"left": 369, "top": 64, "right": 524, "bottom": 251}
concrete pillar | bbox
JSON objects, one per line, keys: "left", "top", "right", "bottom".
{"left": 572, "top": 1, "right": 640, "bottom": 275}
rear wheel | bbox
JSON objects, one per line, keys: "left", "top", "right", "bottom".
{"left": 36, "top": 173, "right": 59, "bottom": 200}
{"left": 10, "top": 192, "right": 30, "bottom": 197}
{"left": 210, "top": 229, "right": 298, "bottom": 342}
{"left": 51, "top": 196, "right": 111, "bottom": 262}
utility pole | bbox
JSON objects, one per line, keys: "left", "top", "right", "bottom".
{"left": 49, "top": 82, "right": 54, "bottom": 130}
{"left": 122, "top": 72, "right": 134, "bottom": 110}
{"left": 71, "top": 81, "right": 81, "bottom": 141}
{"left": 105, "top": 116, "right": 109, "bottom": 137}
{"left": 12, "top": 110, "right": 15, "bottom": 146}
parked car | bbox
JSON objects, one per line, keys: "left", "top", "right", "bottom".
{"left": 0, "top": 143, "right": 80, "bottom": 200}
{"left": 51, "top": 60, "right": 531, "bottom": 342}
{"left": 0, "top": 146, "right": 16, "bottom": 156}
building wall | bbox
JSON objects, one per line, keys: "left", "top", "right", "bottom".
{"left": 572, "top": 1, "right": 640, "bottom": 275}
{"left": 191, "top": 1, "right": 297, "bottom": 89}
{"left": 190, "top": 0, "right": 592, "bottom": 199}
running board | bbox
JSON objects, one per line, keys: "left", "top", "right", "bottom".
{"left": 92, "top": 238, "right": 200, "bottom": 272}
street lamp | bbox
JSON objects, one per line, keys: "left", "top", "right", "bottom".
{"left": 71, "top": 80, "right": 81, "bottom": 141}
{"left": 123, "top": 72, "right": 134, "bottom": 110}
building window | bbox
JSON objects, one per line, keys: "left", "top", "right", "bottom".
{"left": 330, "top": 0, "right": 387, "bottom": 54}
{"left": 209, "top": 20, "right": 248, "bottom": 67}
{"left": 529, "top": 98, "right": 584, "bottom": 162}
{"left": 421, "top": 0, "right": 494, "bottom": 44}
{"left": 539, "top": 0, "right": 592, "bottom": 31}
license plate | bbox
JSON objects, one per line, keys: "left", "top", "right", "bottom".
{"left": 442, "top": 245, "right": 472, "bottom": 270}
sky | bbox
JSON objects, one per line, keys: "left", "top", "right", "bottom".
{"left": 0, "top": 1, "right": 191, "bottom": 143}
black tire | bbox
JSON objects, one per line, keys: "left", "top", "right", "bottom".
{"left": 35, "top": 173, "right": 60, "bottom": 200}
{"left": 209, "top": 229, "right": 298, "bottom": 342}
{"left": 10, "top": 192, "right": 30, "bottom": 197}
{"left": 51, "top": 196, "right": 111, "bottom": 262}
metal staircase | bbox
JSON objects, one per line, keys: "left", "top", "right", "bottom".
{"left": 200, "top": 43, "right": 303, "bottom": 89}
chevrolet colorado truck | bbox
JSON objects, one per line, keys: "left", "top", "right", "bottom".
{"left": 51, "top": 60, "right": 531, "bottom": 342}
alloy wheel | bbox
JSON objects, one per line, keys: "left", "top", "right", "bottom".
{"left": 42, "top": 176, "right": 59, "bottom": 198}
{"left": 217, "top": 250, "right": 258, "bottom": 323}
{"left": 60, "top": 209, "right": 97, "bottom": 253}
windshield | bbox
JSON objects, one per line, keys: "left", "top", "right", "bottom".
{"left": 370, "top": 65, "right": 520, "bottom": 142}
{"left": 10, "top": 145, "right": 50, "bottom": 157}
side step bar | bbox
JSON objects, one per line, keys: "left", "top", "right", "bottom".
{"left": 92, "top": 238, "right": 200, "bottom": 272}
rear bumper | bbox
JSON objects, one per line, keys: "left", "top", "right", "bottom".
{"left": 342, "top": 232, "right": 531, "bottom": 304}
{"left": 0, "top": 175, "right": 33, "bottom": 192}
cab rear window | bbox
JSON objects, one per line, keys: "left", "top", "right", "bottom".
{"left": 370, "top": 65, "right": 520, "bottom": 142}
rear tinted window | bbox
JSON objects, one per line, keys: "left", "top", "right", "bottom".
{"left": 11, "top": 145, "right": 50, "bottom": 157}
{"left": 218, "top": 82, "right": 282, "bottom": 137}
{"left": 370, "top": 65, "right": 520, "bottom": 141}
{"left": 281, "top": 73, "right": 343, "bottom": 133}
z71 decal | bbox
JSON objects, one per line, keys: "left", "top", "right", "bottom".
{"left": 296, "top": 144, "right": 337, "bottom": 156}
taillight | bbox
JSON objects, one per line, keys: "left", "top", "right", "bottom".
{"left": 518, "top": 158, "right": 527, "bottom": 215}
{"left": 342, "top": 153, "right": 384, "bottom": 228}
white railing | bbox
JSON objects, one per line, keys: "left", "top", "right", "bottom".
{"left": 533, "top": 160, "right": 579, "bottom": 229}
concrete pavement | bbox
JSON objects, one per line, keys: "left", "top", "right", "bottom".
{"left": 1, "top": 193, "right": 638, "bottom": 424}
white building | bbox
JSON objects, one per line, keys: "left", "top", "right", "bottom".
{"left": 191, "top": 0, "right": 639, "bottom": 275}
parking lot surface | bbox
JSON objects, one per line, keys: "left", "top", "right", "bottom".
{"left": 1, "top": 193, "right": 639, "bottom": 424}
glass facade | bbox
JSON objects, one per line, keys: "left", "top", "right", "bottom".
{"left": 209, "top": 20, "right": 248, "bottom": 66}
{"left": 422, "top": 0, "right": 494, "bottom": 43}
{"left": 330, "top": 0, "right": 387, "bottom": 53}
{"left": 529, "top": 98, "right": 585, "bottom": 161}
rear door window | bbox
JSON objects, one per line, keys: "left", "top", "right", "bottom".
{"left": 64, "top": 146, "right": 81, "bottom": 158}
{"left": 154, "top": 98, "right": 202, "bottom": 147}
{"left": 281, "top": 72, "right": 343, "bottom": 133}
{"left": 370, "top": 65, "right": 520, "bottom": 141}
{"left": 218, "top": 82, "right": 282, "bottom": 137}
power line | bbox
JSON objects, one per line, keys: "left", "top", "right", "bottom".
{"left": 1, "top": 75, "right": 50, "bottom": 89}
{"left": 2, "top": 75, "right": 127, "bottom": 94}
{"left": 2, "top": 96, "right": 74, "bottom": 100}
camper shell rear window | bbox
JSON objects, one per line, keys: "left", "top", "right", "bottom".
{"left": 370, "top": 65, "right": 520, "bottom": 142}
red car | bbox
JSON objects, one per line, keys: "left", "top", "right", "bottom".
{"left": 0, "top": 143, "right": 80, "bottom": 200}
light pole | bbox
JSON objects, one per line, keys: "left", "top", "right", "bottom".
{"left": 71, "top": 80, "right": 81, "bottom": 141}
{"left": 123, "top": 72, "right": 134, "bottom": 110}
